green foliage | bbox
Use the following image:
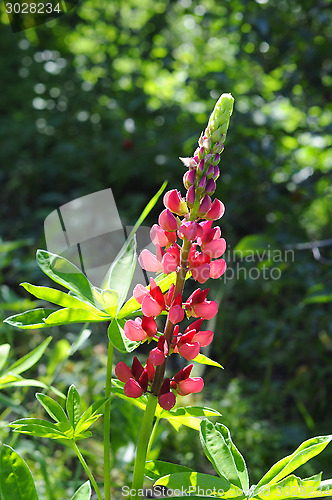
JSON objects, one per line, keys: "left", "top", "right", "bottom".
{"left": 0, "top": 445, "right": 38, "bottom": 500}
{"left": 9, "top": 385, "right": 109, "bottom": 442}
{"left": 71, "top": 481, "right": 91, "bottom": 500}
{"left": 154, "top": 421, "right": 332, "bottom": 499}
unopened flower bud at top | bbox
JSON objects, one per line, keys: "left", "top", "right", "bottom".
{"left": 164, "top": 189, "right": 188, "bottom": 216}
{"left": 205, "top": 93, "right": 234, "bottom": 151}
{"left": 197, "top": 146, "right": 205, "bottom": 160}
{"left": 183, "top": 170, "right": 196, "bottom": 189}
{"left": 206, "top": 164, "right": 214, "bottom": 180}
{"left": 196, "top": 175, "right": 207, "bottom": 196}
{"left": 213, "top": 166, "right": 220, "bottom": 181}
{"left": 186, "top": 185, "right": 196, "bottom": 208}
{"left": 197, "top": 195, "right": 211, "bottom": 216}
{"left": 205, "top": 178, "right": 216, "bottom": 196}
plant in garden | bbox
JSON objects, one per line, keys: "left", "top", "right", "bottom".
{"left": 1, "top": 94, "right": 332, "bottom": 500}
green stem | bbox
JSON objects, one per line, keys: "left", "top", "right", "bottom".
{"left": 146, "top": 416, "right": 160, "bottom": 459}
{"left": 104, "top": 339, "right": 114, "bottom": 500}
{"left": 130, "top": 393, "right": 158, "bottom": 500}
{"left": 72, "top": 441, "right": 103, "bottom": 500}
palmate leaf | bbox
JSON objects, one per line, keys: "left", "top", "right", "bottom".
{"left": 9, "top": 418, "right": 70, "bottom": 440}
{"left": 0, "top": 445, "right": 38, "bottom": 500}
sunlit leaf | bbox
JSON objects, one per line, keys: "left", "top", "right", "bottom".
{"left": 71, "top": 481, "right": 91, "bottom": 500}
{"left": 66, "top": 385, "right": 81, "bottom": 429}
{"left": 108, "top": 319, "right": 140, "bottom": 353}
{"left": 36, "top": 393, "right": 69, "bottom": 424}
{"left": 0, "top": 445, "right": 38, "bottom": 500}
{"left": 193, "top": 353, "right": 223, "bottom": 369}
{"left": 3, "top": 337, "right": 52, "bottom": 376}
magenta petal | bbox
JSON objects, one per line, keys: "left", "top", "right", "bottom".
{"left": 133, "top": 284, "right": 149, "bottom": 304}
{"left": 141, "top": 295, "right": 162, "bottom": 317}
{"left": 168, "top": 305, "right": 185, "bottom": 324}
{"left": 177, "top": 377, "right": 204, "bottom": 396}
{"left": 203, "top": 238, "right": 226, "bottom": 258}
{"left": 149, "top": 347, "right": 166, "bottom": 366}
{"left": 158, "top": 391, "right": 176, "bottom": 410}
{"left": 179, "top": 342, "right": 200, "bottom": 361}
{"left": 124, "top": 319, "right": 147, "bottom": 341}
{"left": 192, "top": 330, "right": 214, "bottom": 347}
{"left": 162, "top": 252, "right": 178, "bottom": 274}
{"left": 191, "top": 263, "right": 210, "bottom": 284}
{"left": 139, "top": 249, "right": 162, "bottom": 272}
{"left": 210, "top": 259, "right": 227, "bottom": 279}
{"left": 115, "top": 362, "right": 132, "bottom": 383}
{"left": 150, "top": 224, "right": 169, "bottom": 247}
{"left": 194, "top": 300, "right": 218, "bottom": 320}
{"left": 124, "top": 378, "right": 144, "bottom": 398}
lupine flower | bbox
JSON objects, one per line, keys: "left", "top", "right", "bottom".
{"left": 115, "top": 357, "right": 155, "bottom": 398}
{"left": 116, "top": 93, "right": 234, "bottom": 410}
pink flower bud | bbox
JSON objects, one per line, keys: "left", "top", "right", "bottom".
{"left": 205, "top": 179, "right": 216, "bottom": 196}
{"left": 183, "top": 169, "right": 196, "bottom": 189}
{"left": 164, "top": 284, "right": 175, "bottom": 308}
{"left": 178, "top": 221, "right": 202, "bottom": 242}
{"left": 213, "top": 165, "right": 220, "bottom": 180}
{"left": 149, "top": 347, "right": 166, "bottom": 366}
{"left": 177, "top": 377, "right": 204, "bottom": 396}
{"left": 186, "top": 185, "right": 196, "bottom": 208}
{"left": 209, "top": 259, "right": 227, "bottom": 279}
{"left": 197, "top": 175, "right": 207, "bottom": 195}
{"left": 158, "top": 391, "right": 176, "bottom": 410}
{"left": 138, "top": 249, "right": 162, "bottom": 272}
{"left": 213, "top": 153, "right": 221, "bottom": 165}
{"left": 205, "top": 199, "right": 225, "bottom": 220}
{"left": 173, "top": 364, "right": 193, "bottom": 383}
{"left": 150, "top": 224, "right": 169, "bottom": 247}
{"left": 164, "top": 189, "right": 189, "bottom": 216}
{"left": 198, "top": 146, "right": 205, "bottom": 160}
{"left": 159, "top": 209, "right": 179, "bottom": 232}
{"left": 206, "top": 164, "right": 214, "bottom": 179}
{"left": 197, "top": 159, "right": 205, "bottom": 176}
{"left": 115, "top": 362, "right": 132, "bottom": 383}
{"left": 197, "top": 195, "right": 212, "bottom": 216}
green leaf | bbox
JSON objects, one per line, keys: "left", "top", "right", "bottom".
{"left": 103, "top": 235, "right": 137, "bottom": 312}
{"left": 36, "top": 393, "right": 69, "bottom": 424}
{"left": 193, "top": 353, "right": 223, "bottom": 369}
{"left": 66, "top": 385, "right": 81, "bottom": 428}
{"left": 154, "top": 471, "right": 244, "bottom": 499}
{"left": 0, "top": 444, "right": 39, "bottom": 500}
{"left": 3, "top": 337, "right": 52, "bottom": 376}
{"left": 4, "top": 308, "right": 57, "bottom": 329}
{"left": 255, "top": 473, "right": 322, "bottom": 500}
{"left": 21, "top": 283, "right": 104, "bottom": 315}
{"left": 108, "top": 319, "right": 140, "bottom": 353}
{"left": 0, "top": 344, "right": 10, "bottom": 372}
{"left": 145, "top": 460, "right": 193, "bottom": 482}
{"left": 256, "top": 434, "right": 332, "bottom": 488}
{"left": 158, "top": 406, "right": 222, "bottom": 431}
{"left": 43, "top": 308, "right": 107, "bottom": 326}
{"left": 36, "top": 250, "right": 96, "bottom": 306}
{"left": 200, "top": 420, "right": 249, "bottom": 491}
{"left": 75, "top": 398, "right": 109, "bottom": 435}
{"left": 0, "top": 378, "right": 49, "bottom": 390}
{"left": 71, "top": 481, "right": 91, "bottom": 500}
{"left": 9, "top": 418, "right": 70, "bottom": 440}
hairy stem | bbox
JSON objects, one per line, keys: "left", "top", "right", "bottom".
{"left": 104, "top": 339, "right": 114, "bottom": 500}
{"left": 130, "top": 393, "right": 158, "bottom": 499}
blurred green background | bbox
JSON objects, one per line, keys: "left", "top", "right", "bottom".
{"left": 0, "top": 0, "right": 332, "bottom": 497}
